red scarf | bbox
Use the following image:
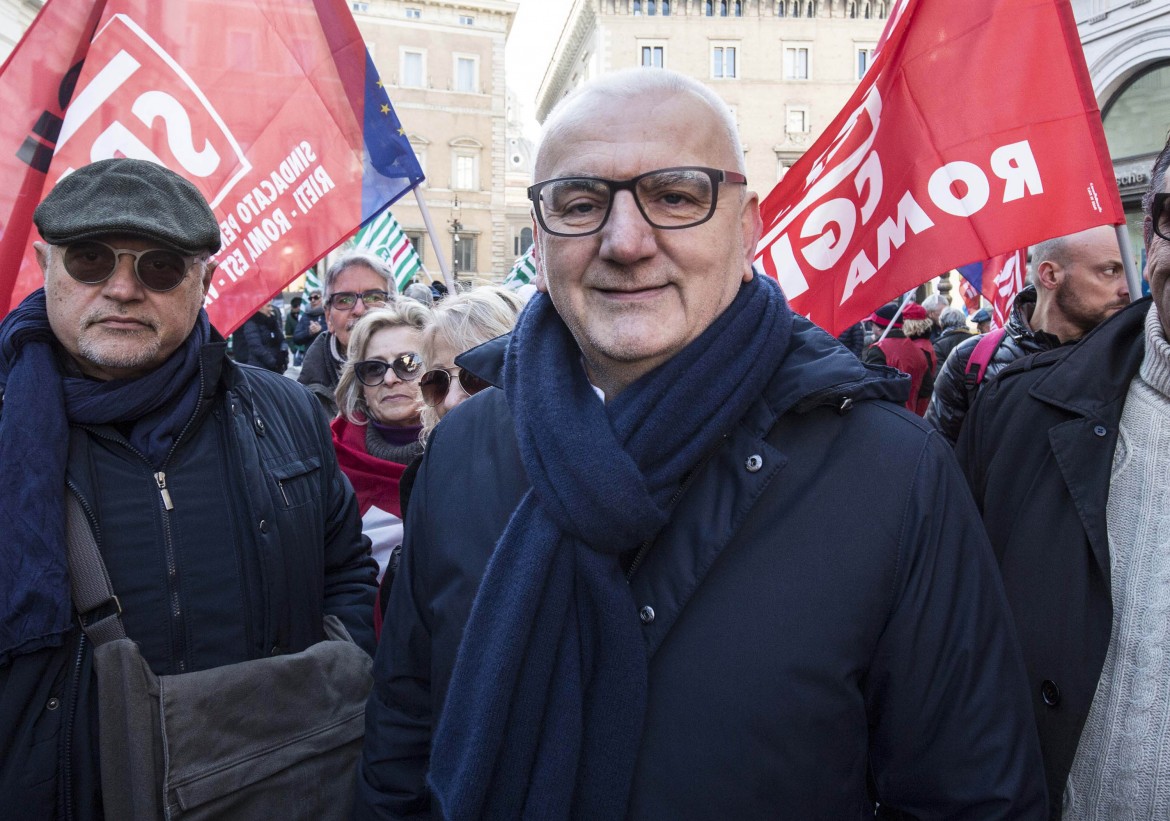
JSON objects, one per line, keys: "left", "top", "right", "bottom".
{"left": 330, "top": 415, "right": 404, "bottom": 517}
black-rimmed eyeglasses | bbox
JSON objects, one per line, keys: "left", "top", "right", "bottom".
{"left": 1151, "top": 192, "right": 1170, "bottom": 244}
{"left": 527, "top": 166, "right": 747, "bottom": 237}
{"left": 354, "top": 353, "right": 423, "bottom": 387}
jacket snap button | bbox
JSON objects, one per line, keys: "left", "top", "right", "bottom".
{"left": 46, "top": 697, "right": 60, "bottom": 711}
{"left": 270, "top": 645, "right": 282, "bottom": 656}
{"left": 639, "top": 606, "right": 655, "bottom": 625}
{"left": 1040, "top": 679, "right": 1061, "bottom": 707}
{"left": 1094, "top": 425, "right": 1107, "bottom": 437}
{"left": 259, "top": 519, "right": 268, "bottom": 533}
{"left": 745, "top": 454, "right": 764, "bottom": 473}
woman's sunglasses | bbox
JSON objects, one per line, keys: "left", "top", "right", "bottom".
{"left": 62, "top": 241, "right": 200, "bottom": 292}
{"left": 353, "top": 353, "right": 423, "bottom": 387}
{"left": 419, "top": 367, "right": 490, "bottom": 407}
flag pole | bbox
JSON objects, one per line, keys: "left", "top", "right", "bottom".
{"left": 876, "top": 293, "right": 915, "bottom": 344}
{"left": 1116, "top": 224, "right": 1142, "bottom": 302}
{"left": 413, "top": 188, "right": 456, "bottom": 291}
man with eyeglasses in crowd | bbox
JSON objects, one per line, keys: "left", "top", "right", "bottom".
{"left": 297, "top": 252, "right": 394, "bottom": 417}
{"left": 957, "top": 134, "right": 1170, "bottom": 819}
{"left": 0, "top": 158, "right": 377, "bottom": 819}
{"left": 356, "top": 68, "right": 1045, "bottom": 818}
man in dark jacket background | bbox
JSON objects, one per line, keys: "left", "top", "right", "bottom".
{"left": 235, "top": 301, "right": 288, "bottom": 373}
{"left": 0, "top": 158, "right": 376, "bottom": 820}
{"left": 356, "top": 68, "right": 1045, "bottom": 820}
{"left": 957, "top": 139, "right": 1170, "bottom": 818}
{"left": 926, "top": 224, "right": 1127, "bottom": 443}
{"left": 933, "top": 307, "right": 971, "bottom": 370}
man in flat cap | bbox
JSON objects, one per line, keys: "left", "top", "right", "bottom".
{"left": 0, "top": 158, "right": 376, "bottom": 819}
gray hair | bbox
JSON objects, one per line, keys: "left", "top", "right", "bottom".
{"left": 403, "top": 282, "right": 434, "bottom": 306}
{"left": 1144, "top": 131, "right": 1170, "bottom": 246}
{"left": 336, "top": 302, "right": 432, "bottom": 425}
{"left": 420, "top": 286, "right": 524, "bottom": 443}
{"left": 922, "top": 294, "right": 948, "bottom": 313}
{"left": 536, "top": 68, "right": 746, "bottom": 180}
{"left": 938, "top": 307, "right": 967, "bottom": 330}
{"left": 323, "top": 251, "right": 395, "bottom": 300}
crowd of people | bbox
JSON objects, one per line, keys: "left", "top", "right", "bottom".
{"left": 2, "top": 65, "right": 1169, "bottom": 820}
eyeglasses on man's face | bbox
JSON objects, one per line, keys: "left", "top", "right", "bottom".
{"left": 1151, "top": 192, "right": 1170, "bottom": 244}
{"left": 354, "top": 352, "right": 423, "bottom": 387}
{"left": 526, "top": 166, "right": 747, "bottom": 238}
{"left": 327, "top": 290, "right": 389, "bottom": 311}
{"left": 61, "top": 241, "right": 202, "bottom": 292}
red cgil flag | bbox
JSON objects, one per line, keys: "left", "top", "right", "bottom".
{"left": 0, "top": 0, "right": 423, "bottom": 334}
{"left": 755, "top": 0, "right": 1123, "bottom": 336}
{"left": 957, "top": 249, "right": 1028, "bottom": 330}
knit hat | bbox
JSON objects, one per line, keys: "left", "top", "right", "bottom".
{"left": 34, "top": 158, "right": 220, "bottom": 254}
{"left": 869, "top": 302, "right": 903, "bottom": 329}
{"left": 901, "top": 303, "right": 928, "bottom": 321}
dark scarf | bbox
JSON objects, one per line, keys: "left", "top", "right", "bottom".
{"left": 429, "top": 274, "right": 794, "bottom": 819}
{"left": 0, "top": 289, "right": 209, "bottom": 666}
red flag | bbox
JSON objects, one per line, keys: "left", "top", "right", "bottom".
{"left": 958, "top": 277, "right": 982, "bottom": 314}
{"left": 981, "top": 249, "right": 1028, "bottom": 329}
{"left": 0, "top": 0, "right": 423, "bottom": 334}
{"left": 755, "top": 0, "right": 1123, "bottom": 335}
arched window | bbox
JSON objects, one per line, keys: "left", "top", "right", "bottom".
{"left": 719, "top": 0, "right": 728, "bottom": 16}
{"left": 647, "top": 0, "right": 656, "bottom": 13}
{"left": 793, "top": 0, "right": 801, "bottom": 16}
{"left": 662, "top": 0, "right": 670, "bottom": 13}
{"left": 806, "top": 1, "right": 815, "bottom": 15}
{"left": 1103, "top": 61, "right": 1170, "bottom": 160}
{"left": 733, "top": 1, "right": 742, "bottom": 14}
{"left": 704, "top": 0, "right": 713, "bottom": 15}
{"left": 632, "top": 0, "right": 641, "bottom": 14}
{"left": 863, "top": 1, "right": 872, "bottom": 18}
{"left": 777, "top": 1, "right": 786, "bottom": 15}
{"left": 848, "top": 1, "right": 856, "bottom": 17}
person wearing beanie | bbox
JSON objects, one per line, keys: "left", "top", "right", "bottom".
{"left": 863, "top": 301, "right": 936, "bottom": 416}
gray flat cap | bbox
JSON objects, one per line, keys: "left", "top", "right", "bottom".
{"left": 34, "top": 158, "right": 221, "bottom": 254}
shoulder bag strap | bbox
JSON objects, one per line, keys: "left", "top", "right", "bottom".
{"left": 65, "top": 490, "right": 128, "bottom": 645}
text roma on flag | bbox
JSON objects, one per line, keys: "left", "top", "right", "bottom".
{"left": 0, "top": 0, "right": 423, "bottom": 334}
{"left": 756, "top": 0, "right": 1124, "bottom": 335}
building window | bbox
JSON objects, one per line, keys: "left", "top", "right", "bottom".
{"left": 459, "top": 15, "right": 474, "bottom": 25}
{"left": 704, "top": 1, "right": 713, "bottom": 15}
{"left": 633, "top": 0, "right": 642, "bottom": 13}
{"left": 786, "top": 106, "right": 809, "bottom": 134}
{"left": 452, "top": 235, "right": 476, "bottom": 274}
{"left": 453, "top": 155, "right": 477, "bottom": 190}
{"left": 793, "top": 0, "right": 801, "bottom": 15}
{"left": 712, "top": 45, "right": 737, "bottom": 79}
{"left": 856, "top": 45, "right": 875, "bottom": 79}
{"left": 806, "top": 1, "right": 816, "bottom": 15}
{"left": 454, "top": 55, "right": 478, "bottom": 93}
{"left": 662, "top": 0, "right": 670, "bottom": 13}
{"left": 515, "top": 227, "right": 533, "bottom": 257}
{"left": 647, "top": 0, "right": 656, "bottom": 14}
{"left": 401, "top": 49, "right": 425, "bottom": 88}
{"left": 351, "top": 2, "right": 369, "bottom": 11}
{"left": 734, "top": 1, "right": 743, "bottom": 14}
{"left": 777, "top": 1, "right": 786, "bottom": 16}
{"left": 405, "top": 7, "right": 421, "bottom": 18}
{"left": 406, "top": 232, "right": 425, "bottom": 263}
{"left": 863, "top": 1, "right": 872, "bottom": 18}
{"left": 640, "top": 45, "right": 665, "bottom": 67}
{"left": 784, "top": 46, "right": 810, "bottom": 80}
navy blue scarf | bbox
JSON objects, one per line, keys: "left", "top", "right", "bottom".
{"left": 429, "top": 274, "right": 794, "bottom": 819}
{"left": 0, "top": 288, "right": 209, "bottom": 666}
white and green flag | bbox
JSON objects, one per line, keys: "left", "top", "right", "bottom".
{"left": 504, "top": 246, "right": 537, "bottom": 289}
{"left": 354, "top": 208, "right": 422, "bottom": 292}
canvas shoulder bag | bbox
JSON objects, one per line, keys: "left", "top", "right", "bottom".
{"left": 65, "top": 491, "right": 372, "bottom": 821}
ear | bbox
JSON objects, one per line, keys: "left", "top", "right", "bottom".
{"left": 1034, "top": 259, "right": 1061, "bottom": 292}
{"left": 532, "top": 216, "right": 549, "bottom": 294}
{"left": 201, "top": 259, "right": 217, "bottom": 295}
{"left": 740, "top": 191, "right": 763, "bottom": 283}
{"left": 34, "top": 241, "right": 51, "bottom": 279}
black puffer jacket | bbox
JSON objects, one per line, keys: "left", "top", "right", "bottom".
{"left": 933, "top": 327, "right": 972, "bottom": 373}
{"left": 356, "top": 320, "right": 1046, "bottom": 819}
{"left": 925, "top": 287, "right": 1062, "bottom": 444}
{"left": 0, "top": 338, "right": 376, "bottom": 821}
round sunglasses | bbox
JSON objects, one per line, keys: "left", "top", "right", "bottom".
{"left": 419, "top": 366, "right": 490, "bottom": 407}
{"left": 353, "top": 353, "right": 423, "bottom": 387}
{"left": 62, "top": 241, "right": 201, "bottom": 292}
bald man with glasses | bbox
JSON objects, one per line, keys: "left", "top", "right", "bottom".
{"left": 356, "top": 69, "right": 1045, "bottom": 819}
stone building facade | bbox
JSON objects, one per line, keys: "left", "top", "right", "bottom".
{"left": 535, "top": 0, "right": 890, "bottom": 196}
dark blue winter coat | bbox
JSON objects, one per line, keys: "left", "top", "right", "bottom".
{"left": 356, "top": 318, "right": 1047, "bottom": 819}
{"left": 0, "top": 338, "right": 377, "bottom": 821}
